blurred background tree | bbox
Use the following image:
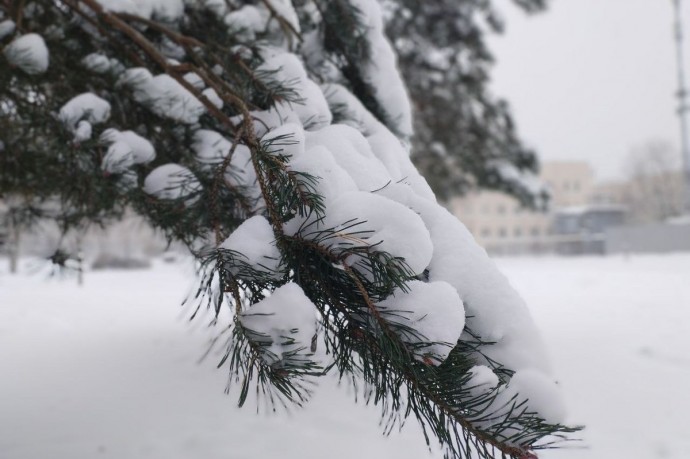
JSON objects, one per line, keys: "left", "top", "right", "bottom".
{"left": 382, "top": 0, "right": 548, "bottom": 207}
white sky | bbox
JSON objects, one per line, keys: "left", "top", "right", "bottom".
{"left": 487, "top": 0, "right": 688, "bottom": 181}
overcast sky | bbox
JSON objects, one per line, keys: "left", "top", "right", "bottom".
{"left": 487, "top": 0, "right": 687, "bottom": 181}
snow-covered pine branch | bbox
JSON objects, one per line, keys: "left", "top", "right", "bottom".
{"left": 0, "top": 1, "right": 579, "bottom": 458}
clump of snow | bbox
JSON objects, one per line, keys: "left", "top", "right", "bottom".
{"left": 190, "top": 128, "right": 264, "bottom": 208}
{"left": 72, "top": 120, "right": 92, "bottom": 143}
{"left": 220, "top": 216, "right": 281, "bottom": 278}
{"left": 202, "top": 88, "right": 223, "bottom": 109}
{"left": 377, "top": 280, "right": 465, "bottom": 364}
{"left": 58, "top": 93, "right": 111, "bottom": 131}
{"left": 223, "top": 144, "right": 264, "bottom": 211}
{"left": 81, "top": 53, "right": 124, "bottom": 76}
{"left": 81, "top": 53, "right": 110, "bottom": 73}
{"left": 3, "top": 33, "right": 49, "bottom": 75}
{"left": 223, "top": 1, "right": 299, "bottom": 44}
{"left": 143, "top": 164, "right": 201, "bottom": 201}
{"left": 224, "top": 5, "right": 266, "bottom": 41}
{"left": 287, "top": 145, "right": 358, "bottom": 203}
{"left": 305, "top": 125, "right": 391, "bottom": 193}
{"left": 96, "top": 0, "right": 184, "bottom": 22}
{"left": 345, "top": 0, "right": 412, "bottom": 138}
{"left": 0, "top": 19, "right": 15, "bottom": 40}
{"left": 192, "top": 129, "right": 232, "bottom": 167}
{"left": 100, "top": 129, "right": 156, "bottom": 173}
{"left": 118, "top": 68, "right": 205, "bottom": 124}
{"left": 261, "top": 123, "right": 306, "bottom": 159}
{"left": 322, "top": 191, "right": 433, "bottom": 275}
{"left": 495, "top": 369, "right": 567, "bottom": 426}
{"left": 183, "top": 72, "right": 205, "bottom": 90}
{"left": 265, "top": 0, "right": 301, "bottom": 34}
{"left": 198, "top": 0, "right": 229, "bottom": 17}
{"left": 239, "top": 283, "right": 317, "bottom": 366}
{"left": 464, "top": 365, "right": 500, "bottom": 398}
{"left": 254, "top": 49, "right": 332, "bottom": 131}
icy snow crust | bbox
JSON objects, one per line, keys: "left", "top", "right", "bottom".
{"left": 50, "top": 0, "right": 565, "bottom": 427}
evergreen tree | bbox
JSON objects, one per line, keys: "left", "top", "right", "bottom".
{"left": 383, "top": 0, "right": 549, "bottom": 206}
{"left": 0, "top": 1, "right": 578, "bottom": 458}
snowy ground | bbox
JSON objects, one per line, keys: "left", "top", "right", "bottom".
{"left": 1, "top": 254, "right": 689, "bottom": 459}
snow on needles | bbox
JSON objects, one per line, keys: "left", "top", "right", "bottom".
{"left": 3, "top": 33, "right": 49, "bottom": 75}
{"left": 347, "top": 0, "right": 412, "bottom": 139}
{"left": 377, "top": 281, "right": 465, "bottom": 364}
{"left": 100, "top": 129, "right": 156, "bottom": 173}
{"left": 239, "top": 283, "right": 317, "bottom": 367}
{"left": 118, "top": 68, "right": 205, "bottom": 124}
{"left": 220, "top": 216, "right": 282, "bottom": 278}
{"left": 143, "top": 164, "right": 201, "bottom": 202}
{"left": 58, "top": 93, "right": 111, "bottom": 133}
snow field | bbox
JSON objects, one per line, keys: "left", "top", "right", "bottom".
{"left": 1, "top": 254, "right": 688, "bottom": 459}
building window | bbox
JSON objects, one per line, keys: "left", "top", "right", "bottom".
{"left": 531, "top": 227, "right": 541, "bottom": 237}
{"left": 573, "top": 181, "right": 580, "bottom": 191}
{"left": 481, "top": 228, "right": 491, "bottom": 238}
{"left": 497, "top": 204, "right": 506, "bottom": 215}
{"left": 563, "top": 181, "right": 571, "bottom": 191}
{"left": 498, "top": 227, "right": 507, "bottom": 238}
{"left": 482, "top": 205, "right": 491, "bottom": 214}
{"left": 514, "top": 227, "right": 522, "bottom": 238}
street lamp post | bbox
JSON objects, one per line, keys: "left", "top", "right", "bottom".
{"left": 672, "top": 0, "right": 690, "bottom": 213}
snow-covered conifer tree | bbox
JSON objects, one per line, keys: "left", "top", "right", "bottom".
{"left": 382, "top": 0, "right": 549, "bottom": 206}
{"left": 0, "top": 1, "right": 578, "bottom": 457}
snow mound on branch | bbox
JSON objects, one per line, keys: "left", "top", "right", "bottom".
{"left": 0, "top": 19, "right": 15, "bottom": 40}
{"left": 223, "top": 1, "right": 300, "bottom": 43}
{"left": 464, "top": 365, "right": 500, "bottom": 397}
{"left": 375, "top": 182, "right": 550, "bottom": 373}
{"left": 3, "top": 33, "right": 49, "bottom": 75}
{"left": 224, "top": 5, "right": 266, "bottom": 40}
{"left": 58, "top": 93, "right": 111, "bottom": 131}
{"left": 222, "top": 144, "right": 264, "bottom": 211}
{"left": 253, "top": 49, "right": 332, "bottom": 132}
{"left": 288, "top": 145, "right": 358, "bottom": 202}
{"left": 239, "top": 283, "right": 317, "bottom": 366}
{"left": 143, "top": 164, "right": 201, "bottom": 201}
{"left": 220, "top": 216, "right": 281, "bottom": 278}
{"left": 265, "top": 0, "right": 301, "bottom": 34}
{"left": 305, "top": 125, "right": 391, "bottom": 193}
{"left": 321, "top": 84, "right": 434, "bottom": 200}
{"left": 81, "top": 53, "right": 124, "bottom": 75}
{"left": 323, "top": 191, "right": 433, "bottom": 275}
{"left": 495, "top": 369, "right": 567, "bottom": 426}
{"left": 347, "top": 0, "right": 412, "bottom": 138}
{"left": 377, "top": 280, "right": 465, "bottom": 364}
{"left": 100, "top": 129, "right": 156, "bottom": 173}
{"left": 192, "top": 129, "right": 233, "bottom": 167}
{"left": 202, "top": 88, "right": 223, "bottom": 109}
{"left": 118, "top": 68, "right": 205, "bottom": 124}
{"left": 96, "top": 0, "right": 184, "bottom": 22}
{"left": 72, "top": 120, "right": 92, "bottom": 143}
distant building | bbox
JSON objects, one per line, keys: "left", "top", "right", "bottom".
{"left": 449, "top": 161, "right": 596, "bottom": 254}
{"left": 591, "top": 171, "right": 684, "bottom": 224}
{"left": 551, "top": 205, "right": 627, "bottom": 254}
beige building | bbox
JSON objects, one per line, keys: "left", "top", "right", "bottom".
{"left": 449, "top": 161, "right": 595, "bottom": 253}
